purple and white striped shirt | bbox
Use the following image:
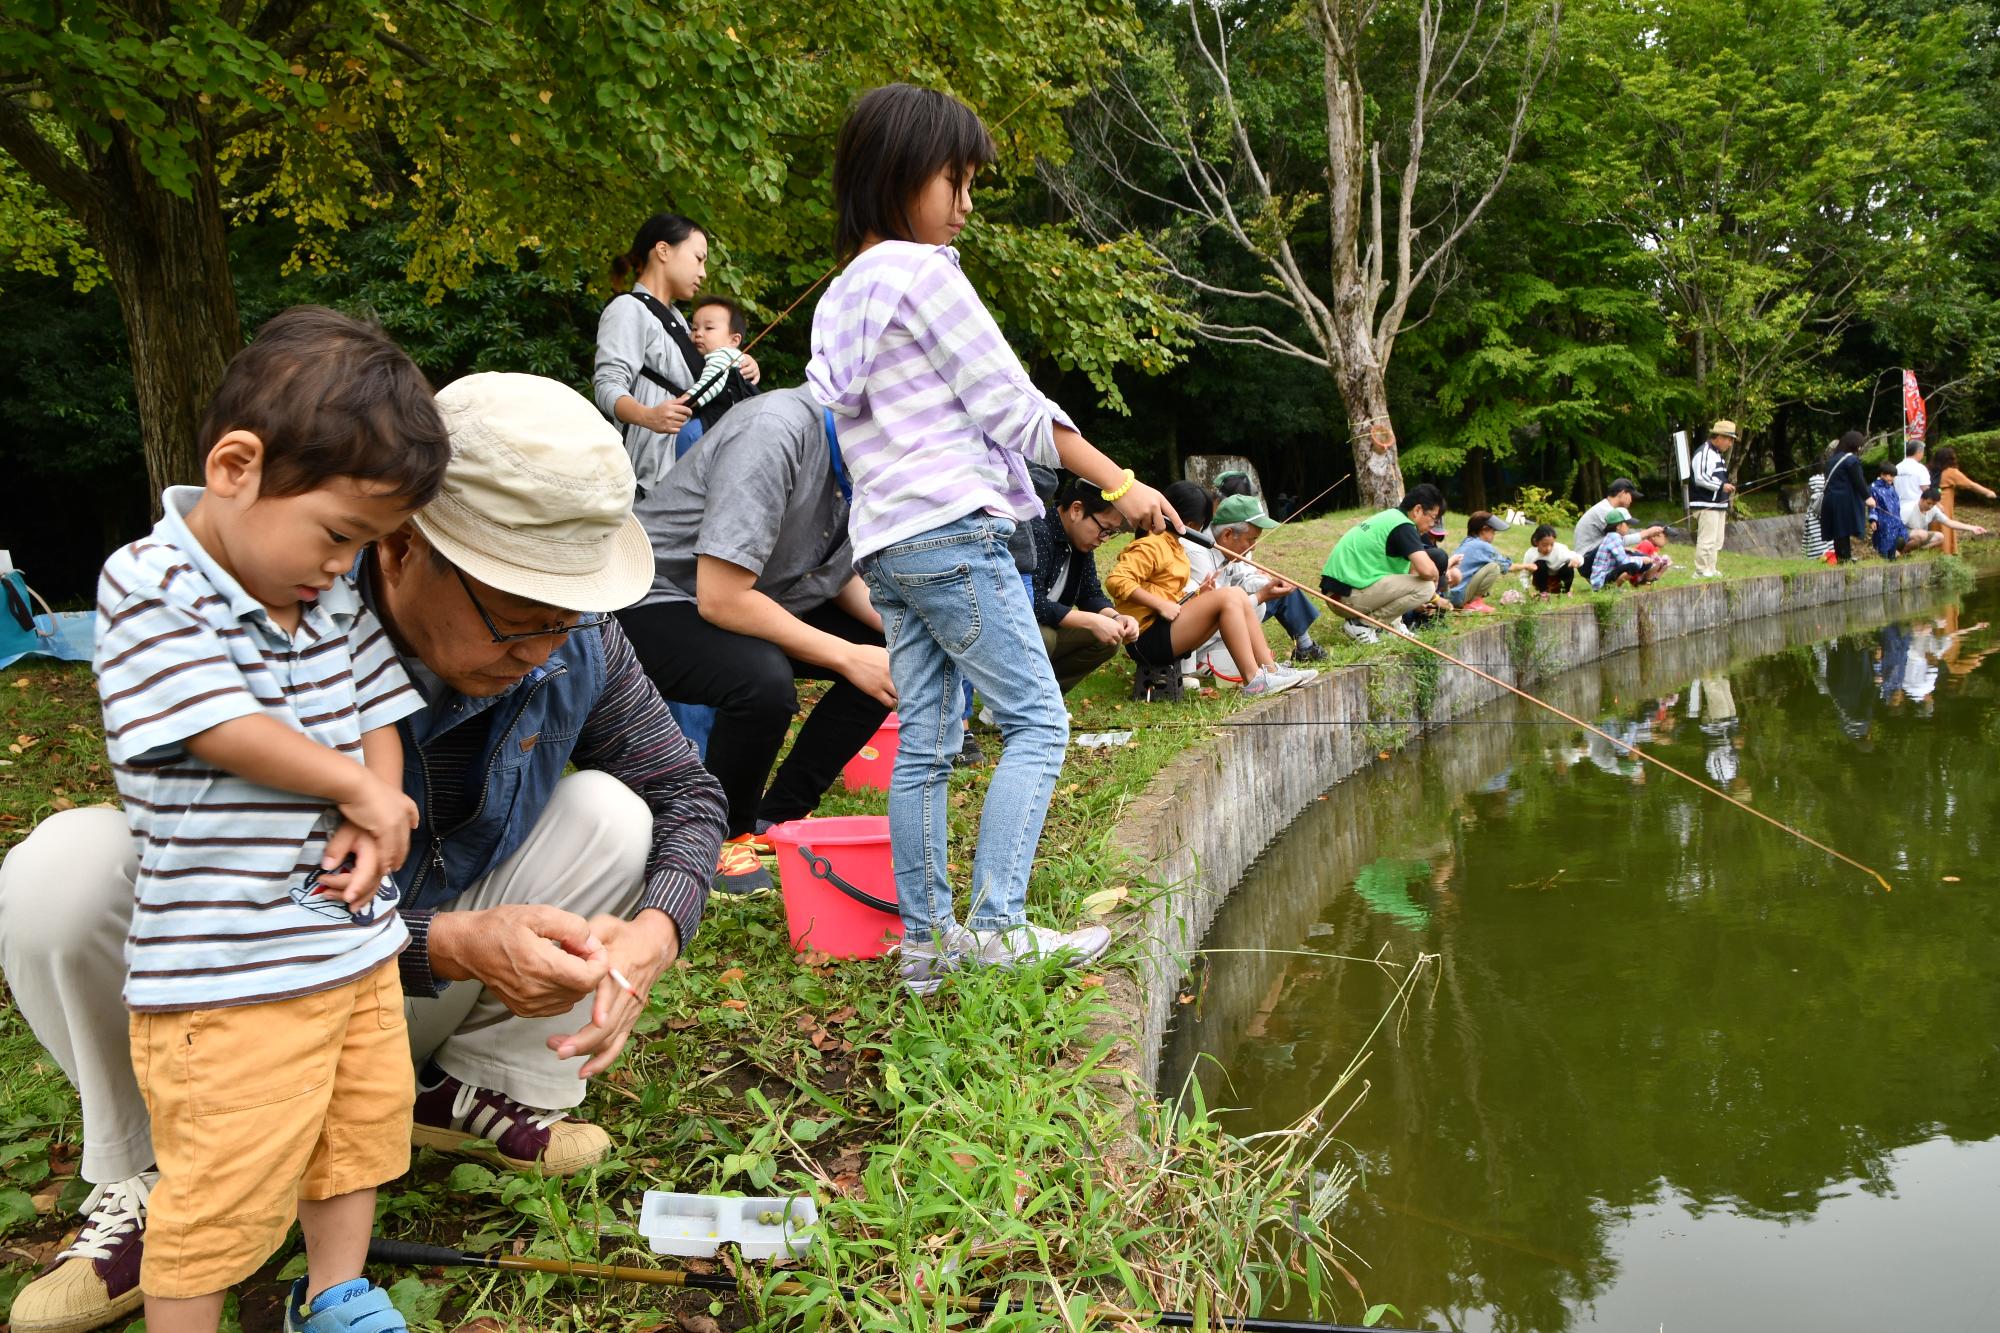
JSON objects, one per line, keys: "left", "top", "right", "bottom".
{"left": 805, "top": 241, "right": 1071, "bottom": 560}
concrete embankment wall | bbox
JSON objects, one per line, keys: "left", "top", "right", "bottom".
{"left": 1093, "top": 558, "right": 1947, "bottom": 1100}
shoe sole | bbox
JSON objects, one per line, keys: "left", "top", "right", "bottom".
{"left": 409, "top": 1124, "right": 609, "bottom": 1176}
{"left": 9, "top": 1285, "right": 144, "bottom": 1333}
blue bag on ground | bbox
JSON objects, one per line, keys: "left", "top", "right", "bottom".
{"left": 0, "top": 571, "right": 94, "bottom": 670}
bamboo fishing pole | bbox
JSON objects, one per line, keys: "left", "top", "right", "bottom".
{"left": 365, "top": 1238, "right": 1402, "bottom": 1333}
{"left": 1181, "top": 530, "right": 1895, "bottom": 891}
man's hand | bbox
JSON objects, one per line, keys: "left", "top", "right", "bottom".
{"left": 1724, "top": 482, "right": 1737, "bottom": 494}
{"left": 1259, "top": 577, "right": 1295, "bottom": 603}
{"left": 839, "top": 644, "right": 898, "bottom": 708}
{"left": 428, "top": 905, "right": 609, "bottom": 1018}
{"left": 550, "top": 910, "right": 682, "bottom": 1079}
{"left": 1643, "top": 525, "right": 1667, "bottom": 543}
{"left": 1080, "top": 613, "right": 1125, "bottom": 646}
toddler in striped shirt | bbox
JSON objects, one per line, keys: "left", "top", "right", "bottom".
{"left": 806, "top": 84, "right": 1181, "bottom": 995}
{"left": 92, "top": 307, "right": 450, "bottom": 1333}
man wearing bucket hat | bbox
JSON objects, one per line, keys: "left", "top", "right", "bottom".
{"left": 0, "top": 373, "right": 726, "bottom": 1332}
{"left": 1689, "top": 420, "right": 1738, "bottom": 577}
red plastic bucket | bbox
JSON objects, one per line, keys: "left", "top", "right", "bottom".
{"left": 840, "top": 713, "right": 901, "bottom": 793}
{"left": 766, "top": 816, "right": 902, "bottom": 958}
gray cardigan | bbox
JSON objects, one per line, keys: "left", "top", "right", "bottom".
{"left": 593, "top": 281, "right": 695, "bottom": 492}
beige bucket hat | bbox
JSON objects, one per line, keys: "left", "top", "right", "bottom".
{"left": 415, "top": 372, "right": 653, "bottom": 612}
{"left": 1708, "top": 419, "right": 1739, "bottom": 439}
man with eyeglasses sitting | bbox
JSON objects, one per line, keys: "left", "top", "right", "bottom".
{"left": 1026, "top": 476, "right": 1142, "bottom": 695}
{"left": 0, "top": 373, "right": 727, "bottom": 1324}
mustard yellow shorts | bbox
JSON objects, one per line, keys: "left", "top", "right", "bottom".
{"left": 130, "top": 960, "right": 414, "bottom": 1299}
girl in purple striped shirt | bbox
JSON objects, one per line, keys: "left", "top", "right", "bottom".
{"left": 807, "top": 83, "right": 1180, "bottom": 995}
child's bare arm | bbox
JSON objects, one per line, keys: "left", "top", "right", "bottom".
{"left": 184, "top": 714, "right": 376, "bottom": 805}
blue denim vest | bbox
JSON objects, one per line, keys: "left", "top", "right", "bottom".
{"left": 391, "top": 626, "right": 608, "bottom": 913}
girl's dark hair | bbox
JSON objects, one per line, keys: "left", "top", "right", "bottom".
{"left": 1931, "top": 446, "right": 1958, "bottom": 472}
{"left": 1837, "top": 429, "right": 1866, "bottom": 455}
{"left": 1058, "top": 475, "right": 1117, "bottom": 516}
{"left": 1531, "top": 523, "right": 1557, "bottom": 544}
{"left": 1214, "top": 470, "right": 1256, "bottom": 498}
{"left": 1163, "top": 479, "right": 1214, "bottom": 530}
{"left": 199, "top": 306, "right": 449, "bottom": 506}
{"left": 832, "top": 84, "right": 996, "bottom": 259}
{"left": 610, "top": 213, "right": 703, "bottom": 283}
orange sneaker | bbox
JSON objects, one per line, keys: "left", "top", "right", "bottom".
{"left": 714, "top": 835, "right": 775, "bottom": 895}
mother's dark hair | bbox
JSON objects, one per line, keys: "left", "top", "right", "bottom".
{"left": 832, "top": 84, "right": 996, "bottom": 259}
{"left": 1837, "top": 429, "right": 1866, "bottom": 455}
{"left": 610, "top": 213, "right": 703, "bottom": 282}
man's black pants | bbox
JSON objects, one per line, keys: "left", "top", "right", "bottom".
{"left": 618, "top": 599, "right": 889, "bottom": 837}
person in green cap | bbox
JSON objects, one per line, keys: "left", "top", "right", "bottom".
{"left": 1588, "top": 507, "right": 1652, "bottom": 588}
{"left": 1319, "top": 484, "right": 1446, "bottom": 645}
{"left": 1203, "top": 491, "right": 1326, "bottom": 662}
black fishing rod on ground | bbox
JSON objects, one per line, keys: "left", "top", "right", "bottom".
{"left": 366, "top": 1238, "right": 1416, "bottom": 1332}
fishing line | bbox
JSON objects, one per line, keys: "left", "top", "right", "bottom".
{"left": 1179, "top": 531, "right": 1896, "bottom": 891}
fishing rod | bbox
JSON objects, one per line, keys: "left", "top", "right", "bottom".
{"left": 1182, "top": 530, "right": 1895, "bottom": 891}
{"left": 1268, "top": 474, "right": 1351, "bottom": 529}
{"left": 1734, "top": 460, "right": 1820, "bottom": 499}
{"left": 365, "top": 1238, "right": 1407, "bottom": 1333}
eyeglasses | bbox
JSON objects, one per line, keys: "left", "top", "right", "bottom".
{"left": 1087, "top": 512, "right": 1125, "bottom": 538}
{"left": 454, "top": 568, "right": 610, "bottom": 644}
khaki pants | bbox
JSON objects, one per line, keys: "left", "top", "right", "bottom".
{"left": 0, "top": 770, "right": 649, "bottom": 1185}
{"left": 1040, "top": 622, "right": 1119, "bottom": 694}
{"left": 1457, "top": 561, "right": 1503, "bottom": 606}
{"left": 1694, "top": 509, "right": 1727, "bottom": 576}
{"left": 1345, "top": 571, "right": 1437, "bottom": 624}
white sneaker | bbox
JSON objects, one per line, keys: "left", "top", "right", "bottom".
{"left": 970, "top": 921, "right": 1112, "bottom": 970}
{"left": 898, "top": 925, "right": 976, "bottom": 996}
{"left": 1273, "top": 664, "right": 1318, "bottom": 686}
{"left": 1241, "top": 668, "right": 1302, "bottom": 698}
{"left": 1341, "top": 621, "right": 1380, "bottom": 645}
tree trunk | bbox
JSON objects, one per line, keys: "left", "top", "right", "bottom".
{"left": 1336, "top": 357, "right": 1404, "bottom": 510}
{"left": 82, "top": 121, "right": 240, "bottom": 511}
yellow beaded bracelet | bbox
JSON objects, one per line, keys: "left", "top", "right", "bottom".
{"left": 1101, "top": 468, "right": 1136, "bottom": 503}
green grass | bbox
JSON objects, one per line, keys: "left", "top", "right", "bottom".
{"left": 2, "top": 503, "right": 1991, "bottom": 1330}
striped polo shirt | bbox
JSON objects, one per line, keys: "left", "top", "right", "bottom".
{"left": 95, "top": 487, "right": 421, "bottom": 1012}
{"left": 805, "top": 240, "right": 1069, "bottom": 561}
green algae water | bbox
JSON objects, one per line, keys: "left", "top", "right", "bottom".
{"left": 1162, "top": 577, "right": 2000, "bottom": 1332}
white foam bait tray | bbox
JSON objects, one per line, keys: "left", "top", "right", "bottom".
{"left": 637, "top": 1191, "right": 818, "bottom": 1260}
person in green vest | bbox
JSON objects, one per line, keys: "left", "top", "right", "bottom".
{"left": 1320, "top": 484, "right": 1446, "bottom": 645}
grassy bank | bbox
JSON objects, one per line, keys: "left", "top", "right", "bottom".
{"left": 2, "top": 507, "right": 1991, "bottom": 1331}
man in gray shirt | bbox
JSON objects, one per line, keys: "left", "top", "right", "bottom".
{"left": 617, "top": 388, "right": 896, "bottom": 892}
{"left": 1574, "top": 477, "right": 1666, "bottom": 571}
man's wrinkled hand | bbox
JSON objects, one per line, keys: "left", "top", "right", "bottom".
{"left": 429, "top": 904, "right": 608, "bottom": 1018}
{"left": 550, "top": 910, "right": 682, "bottom": 1079}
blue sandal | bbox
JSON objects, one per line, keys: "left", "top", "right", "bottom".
{"left": 283, "top": 1276, "right": 409, "bottom": 1332}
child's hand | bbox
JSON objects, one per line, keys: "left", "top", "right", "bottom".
{"left": 335, "top": 773, "right": 419, "bottom": 875}
{"left": 1196, "top": 571, "right": 1219, "bottom": 595}
{"left": 1156, "top": 601, "right": 1181, "bottom": 623}
{"left": 1114, "top": 481, "right": 1182, "bottom": 535}
{"left": 314, "top": 830, "right": 390, "bottom": 907}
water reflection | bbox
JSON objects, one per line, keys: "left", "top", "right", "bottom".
{"left": 1163, "top": 581, "right": 2000, "bottom": 1333}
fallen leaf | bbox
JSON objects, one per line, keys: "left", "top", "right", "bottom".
{"left": 1942, "top": 875, "right": 1961, "bottom": 883}
{"left": 824, "top": 1005, "right": 857, "bottom": 1023}
{"left": 10, "top": 677, "right": 29, "bottom": 689}
{"left": 677, "top": 1315, "right": 723, "bottom": 1333}
{"left": 1080, "top": 885, "right": 1128, "bottom": 916}
{"left": 948, "top": 1151, "right": 978, "bottom": 1167}
{"left": 665, "top": 1015, "right": 699, "bottom": 1031}
{"left": 716, "top": 967, "right": 746, "bottom": 985}
{"left": 538, "top": 89, "right": 553, "bottom": 103}
{"left": 50, "top": 797, "right": 75, "bottom": 812}
{"left": 1077, "top": 974, "right": 1105, "bottom": 989}
{"left": 719, "top": 998, "right": 747, "bottom": 1011}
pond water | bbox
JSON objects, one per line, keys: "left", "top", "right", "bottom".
{"left": 1161, "top": 578, "right": 2000, "bottom": 1333}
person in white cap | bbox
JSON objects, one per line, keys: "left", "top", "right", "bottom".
{"left": 1689, "top": 420, "right": 1738, "bottom": 577}
{"left": 0, "top": 367, "right": 725, "bottom": 1333}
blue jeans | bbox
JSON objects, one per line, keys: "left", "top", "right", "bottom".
{"left": 861, "top": 515, "right": 1069, "bottom": 943}
{"left": 1264, "top": 588, "right": 1319, "bottom": 640}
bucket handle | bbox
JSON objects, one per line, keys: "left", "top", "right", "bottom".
{"left": 796, "top": 844, "right": 898, "bottom": 916}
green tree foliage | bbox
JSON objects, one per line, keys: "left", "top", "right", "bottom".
{"left": 0, "top": 0, "right": 1188, "bottom": 500}
{"left": 1572, "top": 0, "right": 1995, "bottom": 451}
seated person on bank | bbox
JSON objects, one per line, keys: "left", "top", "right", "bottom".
{"left": 1106, "top": 480, "right": 1306, "bottom": 698}
{"left": 1028, "top": 477, "right": 1141, "bottom": 693}
{"left": 1574, "top": 478, "right": 1666, "bottom": 574}
{"left": 618, "top": 386, "right": 893, "bottom": 893}
{"left": 1903, "top": 485, "right": 1989, "bottom": 550}
{"left": 1200, "top": 492, "right": 1327, "bottom": 664}
{"left": 1588, "top": 508, "right": 1651, "bottom": 588}
{"left": 1869, "top": 458, "right": 1918, "bottom": 557}
{"left": 1526, "top": 524, "right": 1583, "bottom": 597}
{"left": 1178, "top": 494, "right": 1316, "bottom": 681}
{"left": 1320, "top": 484, "right": 1449, "bottom": 644}
{"left": 1450, "top": 510, "right": 1513, "bottom": 613}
